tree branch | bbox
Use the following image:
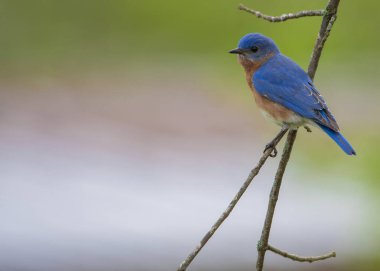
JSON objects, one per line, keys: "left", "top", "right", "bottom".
{"left": 239, "top": 4, "right": 325, "bottom": 22}
{"left": 267, "top": 244, "right": 336, "bottom": 263}
{"left": 254, "top": 1, "right": 341, "bottom": 270}
{"left": 177, "top": 1, "right": 341, "bottom": 270}
{"left": 308, "top": 0, "right": 340, "bottom": 80}
{"left": 177, "top": 129, "right": 288, "bottom": 271}
{"left": 256, "top": 130, "right": 297, "bottom": 271}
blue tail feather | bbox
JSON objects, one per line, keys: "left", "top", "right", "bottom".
{"left": 318, "top": 124, "right": 356, "bottom": 155}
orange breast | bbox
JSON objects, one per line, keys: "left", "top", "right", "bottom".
{"left": 251, "top": 84, "right": 296, "bottom": 124}
{"left": 238, "top": 55, "right": 302, "bottom": 125}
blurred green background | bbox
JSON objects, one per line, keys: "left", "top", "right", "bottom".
{"left": 2, "top": 0, "right": 380, "bottom": 78}
{"left": 0, "top": 1, "right": 379, "bottom": 271}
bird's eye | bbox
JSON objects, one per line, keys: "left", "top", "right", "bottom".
{"left": 251, "top": 46, "right": 259, "bottom": 53}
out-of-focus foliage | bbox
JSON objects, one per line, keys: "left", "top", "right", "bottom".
{"left": 1, "top": 0, "right": 379, "bottom": 79}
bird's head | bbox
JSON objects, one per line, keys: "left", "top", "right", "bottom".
{"left": 229, "top": 33, "right": 280, "bottom": 65}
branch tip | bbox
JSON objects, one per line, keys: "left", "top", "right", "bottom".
{"left": 239, "top": 4, "right": 325, "bottom": 23}
{"left": 267, "top": 244, "right": 336, "bottom": 263}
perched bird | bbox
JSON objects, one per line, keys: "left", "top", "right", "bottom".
{"left": 230, "top": 33, "right": 355, "bottom": 155}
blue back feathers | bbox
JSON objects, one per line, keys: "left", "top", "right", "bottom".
{"left": 254, "top": 54, "right": 339, "bottom": 132}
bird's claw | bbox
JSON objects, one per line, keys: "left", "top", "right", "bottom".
{"left": 304, "top": 125, "right": 312, "bottom": 133}
{"left": 264, "top": 143, "right": 278, "bottom": 158}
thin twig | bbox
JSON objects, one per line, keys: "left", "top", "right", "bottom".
{"left": 308, "top": 0, "right": 340, "bottom": 80}
{"left": 255, "top": 1, "right": 341, "bottom": 270}
{"left": 267, "top": 244, "right": 336, "bottom": 263}
{"left": 239, "top": 4, "right": 324, "bottom": 22}
{"left": 177, "top": 129, "right": 288, "bottom": 271}
{"left": 256, "top": 130, "right": 297, "bottom": 271}
{"left": 320, "top": 15, "right": 336, "bottom": 46}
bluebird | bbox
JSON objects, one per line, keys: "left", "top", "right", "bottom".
{"left": 230, "top": 33, "right": 356, "bottom": 155}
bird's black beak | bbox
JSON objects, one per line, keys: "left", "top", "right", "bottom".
{"left": 229, "top": 48, "right": 244, "bottom": 55}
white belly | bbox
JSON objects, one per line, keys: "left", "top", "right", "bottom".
{"left": 259, "top": 109, "right": 311, "bottom": 128}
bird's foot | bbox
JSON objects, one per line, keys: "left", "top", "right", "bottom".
{"left": 263, "top": 127, "right": 289, "bottom": 158}
{"left": 304, "top": 125, "right": 312, "bottom": 133}
{"left": 264, "top": 142, "right": 278, "bottom": 158}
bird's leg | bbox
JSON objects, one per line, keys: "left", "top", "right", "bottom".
{"left": 263, "top": 127, "right": 289, "bottom": 157}
{"left": 304, "top": 125, "right": 312, "bottom": 133}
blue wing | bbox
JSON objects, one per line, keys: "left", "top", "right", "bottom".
{"left": 253, "top": 54, "right": 339, "bottom": 131}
